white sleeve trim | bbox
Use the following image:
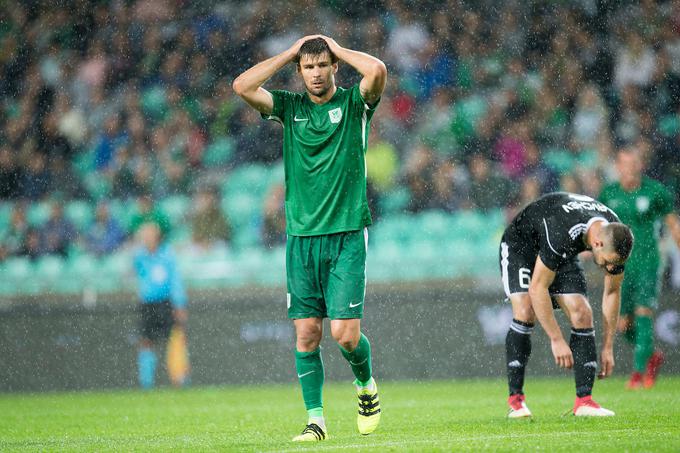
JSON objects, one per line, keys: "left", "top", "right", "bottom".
{"left": 542, "top": 218, "right": 563, "bottom": 257}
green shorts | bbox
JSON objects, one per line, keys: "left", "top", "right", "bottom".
{"left": 286, "top": 229, "right": 367, "bottom": 320}
{"left": 620, "top": 262, "right": 661, "bottom": 315}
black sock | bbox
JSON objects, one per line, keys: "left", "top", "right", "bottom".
{"left": 506, "top": 319, "right": 533, "bottom": 396}
{"left": 570, "top": 327, "right": 597, "bottom": 397}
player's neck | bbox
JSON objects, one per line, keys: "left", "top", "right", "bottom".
{"left": 307, "top": 85, "right": 337, "bottom": 105}
{"left": 620, "top": 176, "right": 641, "bottom": 192}
{"left": 584, "top": 220, "right": 604, "bottom": 249}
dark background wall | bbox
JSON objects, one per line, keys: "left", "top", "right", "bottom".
{"left": 1, "top": 282, "right": 679, "bottom": 392}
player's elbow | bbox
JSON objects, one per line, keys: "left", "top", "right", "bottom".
{"left": 371, "top": 60, "right": 387, "bottom": 81}
{"left": 232, "top": 77, "right": 247, "bottom": 97}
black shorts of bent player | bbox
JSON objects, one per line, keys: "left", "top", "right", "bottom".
{"left": 499, "top": 230, "right": 588, "bottom": 309}
{"left": 140, "top": 300, "right": 174, "bottom": 342}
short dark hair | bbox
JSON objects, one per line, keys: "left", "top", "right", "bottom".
{"left": 605, "top": 222, "right": 634, "bottom": 262}
{"left": 295, "top": 37, "right": 338, "bottom": 66}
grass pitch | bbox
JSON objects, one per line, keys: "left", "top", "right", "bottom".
{"left": 1, "top": 377, "right": 679, "bottom": 452}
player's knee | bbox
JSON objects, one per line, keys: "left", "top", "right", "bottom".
{"left": 330, "top": 327, "right": 359, "bottom": 351}
{"left": 295, "top": 325, "right": 322, "bottom": 351}
{"left": 513, "top": 304, "right": 536, "bottom": 324}
{"left": 569, "top": 303, "right": 593, "bottom": 328}
{"left": 336, "top": 336, "right": 359, "bottom": 352}
{"left": 635, "top": 306, "right": 653, "bottom": 317}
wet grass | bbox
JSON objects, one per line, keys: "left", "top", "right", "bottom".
{"left": 1, "top": 377, "right": 679, "bottom": 452}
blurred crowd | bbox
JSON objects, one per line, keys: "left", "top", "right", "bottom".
{"left": 2, "top": 0, "right": 680, "bottom": 260}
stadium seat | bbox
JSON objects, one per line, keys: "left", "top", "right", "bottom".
{"left": 27, "top": 202, "right": 51, "bottom": 227}
{"left": 0, "top": 201, "right": 12, "bottom": 232}
{"left": 203, "top": 137, "right": 234, "bottom": 167}
{"left": 65, "top": 200, "right": 94, "bottom": 231}
{"left": 160, "top": 195, "right": 190, "bottom": 226}
{"left": 379, "top": 186, "right": 410, "bottom": 215}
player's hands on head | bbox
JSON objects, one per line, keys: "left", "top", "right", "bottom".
{"left": 288, "top": 35, "right": 324, "bottom": 59}
{"left": 598, "top": 347, "right": 615, "bottom": 379}
{"left": 550, "top": 337, "right": 573, "bottom": 369}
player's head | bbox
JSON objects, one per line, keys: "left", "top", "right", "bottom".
{"left": 138, "top": 222, "right": 162, "bottom": 252}
{"left": 616, "top": 147, "right": 643, "bottom": 186}
{"left": 591, "top": 222, "right": 634, "bottom": 274}
{"left": 295, "top": 37, "right": 338, "bottom": 97}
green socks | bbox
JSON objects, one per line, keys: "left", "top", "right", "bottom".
{"left": 634, "top": 315, "right": 654, "bottom": 373}
{"left": 339, "top": 333, "right": 373, "bottom": 385}
{"left": 295, "top": 348, "right": 325, "bottom": 412}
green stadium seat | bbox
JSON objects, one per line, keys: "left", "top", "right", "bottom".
{"left": 223, "top": 164, "right": 272, "bottom": 198}
{"left": 203, "top": 137, "right": 234, "bottom": 167}
{"left": 379, "top": 186, "right": 410, "bottom": 215}
{"left": 65, "top": 200, "right": 94, "bottom": 231}
{"left": 27, "top": 202, "right": 51, "bottom": 227}
{"left": 0, "top": 201, "right": 12, "bottom": 232}
{"left": 160, "top": 195, "right": 190, "bottom": 226}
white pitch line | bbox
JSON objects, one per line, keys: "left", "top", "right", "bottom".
{"left": 263, "top": 428, "right": 641, "bottom": 453}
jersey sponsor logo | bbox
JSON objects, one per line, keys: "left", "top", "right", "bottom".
{"left": 561, "top": 200, "right": 610, "bottom": 214}
{"left": 328, "top": 107, "right": 342, "bottom": 124}
{"left": 294, "top": 115, "right": 308, "bottom": 122}
{"left": 349, "top": 301, "right": 363, "bottom": 308}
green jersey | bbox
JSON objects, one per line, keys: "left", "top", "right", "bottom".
{"left": 599, "top": 176, "right": 674, "bottom": 264}
{"left": 264, "top": 84, "right": 378, "bottom": 236}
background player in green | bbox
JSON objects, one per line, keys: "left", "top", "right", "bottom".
{"left": 600, "top": 148, "right": 680, "bottom": 389}
{"left": 232, "top": 35, "right": 387, "bottom": 441}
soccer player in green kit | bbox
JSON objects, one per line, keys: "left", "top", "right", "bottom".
{"left": 233, "top": 35, "right": 386, "bottom": 441}
{"left": 600, "top": 148, "right": 680, "bottom": 389}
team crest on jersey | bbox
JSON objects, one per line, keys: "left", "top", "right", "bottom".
{"left": 328, "top": 107, "right": 342, "bottom": 124}
{"left": 636, "top": 196, "right": 650, "bottom": 213}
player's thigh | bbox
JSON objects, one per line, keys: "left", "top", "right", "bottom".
{"left": 325, "top": 229, "right": 367, "bottom": 320}
{"left": 499, "top": 236, "right": 535, "bottom": 299}
{"left": 631, "top": 264, "right": 662, "bottom": 312}
{"left": 553, "top": 293, "right": 593, "bottom": 328}
{"left": 508, "top": 292, "right": 536, "bottom": 324}
{"left": 287, "top": 235, "right": 326, "bottom": 319}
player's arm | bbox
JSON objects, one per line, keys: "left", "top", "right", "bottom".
{"left": 529, "top": 256, "right": 574, "bottom": 369}
{"left": 665, "top": 212, "right": 680, "bottom": 248}
{"left": 232, "top": 37, "right": 311, "bottom": 114}
{"left": 321, "top": 36, "right": 387, "bottom": 105}
{"left": 600, "top": 271, "right": 624, "bottom": 378}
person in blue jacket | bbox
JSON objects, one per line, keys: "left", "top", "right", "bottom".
{"left": 133, "top": 222, "right": 187, "bottom": 389}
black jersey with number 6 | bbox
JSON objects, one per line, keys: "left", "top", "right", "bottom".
{"left": 504, "top": 192, "right": 621, "bottom": 271}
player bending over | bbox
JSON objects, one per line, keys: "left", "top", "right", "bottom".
{"left": 499, "top": 192, "right": 634, "bottom": 417}
{"left": 233, "top": 36, "right": 386, "bottom": 441}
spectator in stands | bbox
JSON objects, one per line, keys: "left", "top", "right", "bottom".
{"left": 21, "top": 153, "right": 51, "bottom": 200}
{"left": 466, "top": 153, "right": 513, "bottom": 211}
{"left": 19, "top": 228, "right": 43, "bottom": 261}
{"left": 94, "top": 114, "right": 128, "bottom": 171}
{"left": 262, "top": 184, "right": 286, "bottom": 249}
{"left": 403, "top": 143, "right": 438, "bottom": 213}
{"left": 85, "top": 201, "right": 126, "bottom": 256}
{"left": 1, "top": 205, "right": 29, "bottom": 258}
{"left": 41, "top": 202, "right": 76, "bottom": 257}
{"left": 129, "top": 194, "right": 171, "bottom": 238}
{"left": 190, "top": 186, "right": 230, "bottom": 252}
{"left": 0, "top": 146, "right": 22, "bottom": 199}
